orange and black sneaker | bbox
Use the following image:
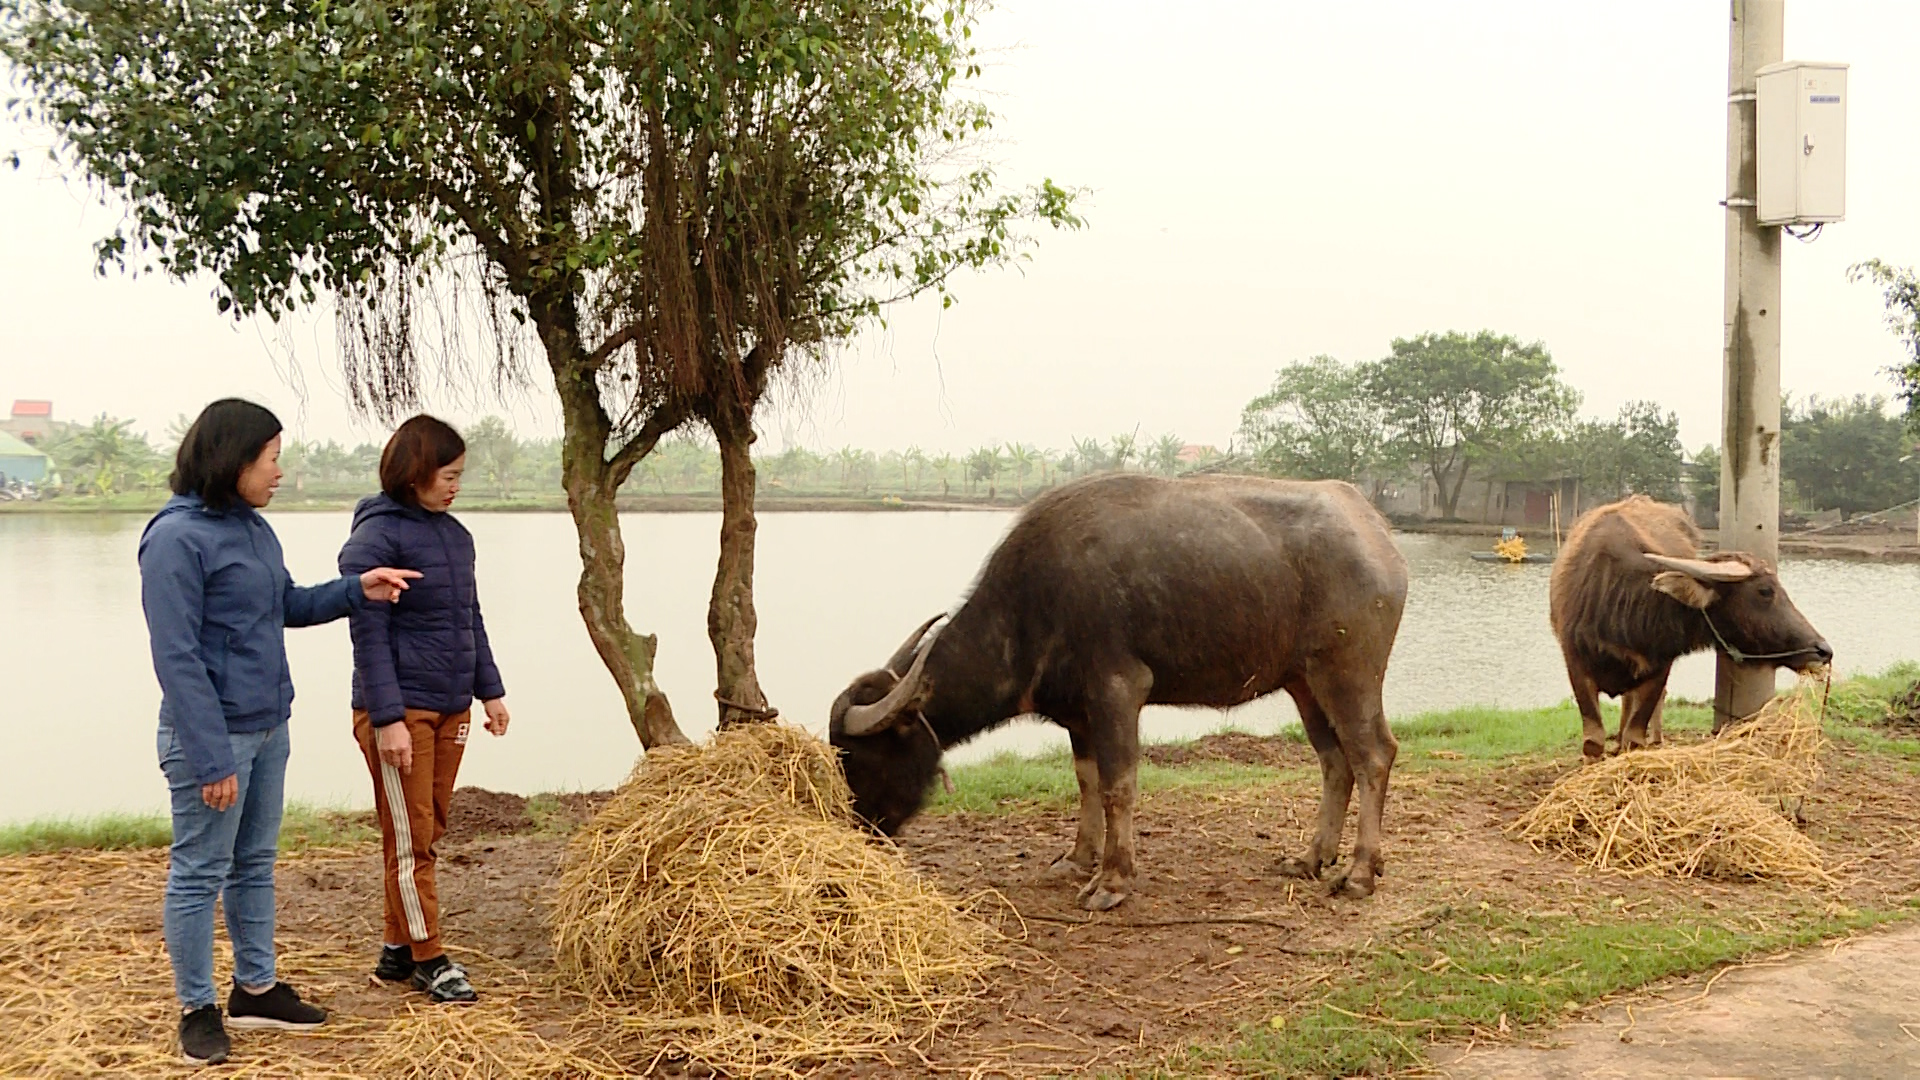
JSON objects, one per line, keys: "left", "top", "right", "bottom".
{"left": 373, "top": 944, "right": 415, "bottom": 984}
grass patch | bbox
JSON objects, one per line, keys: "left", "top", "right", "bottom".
{"left": 1818, "top": 662, "right": 1920, "bottom": 761}
{"left": 0, "top": 802, "right": 376, "bottom": 856}
{"left": 930, "top": 748, "right": 1302, "bottom": 815}
{"left": 931, "top": 666, "right": 1920, "bottom": 819}
{"left": 0, "top": 812, "right": 173, "bottom": 854}
{"left": 1390, "top": 700, "right": 1703, "bottom": 765}
{"left": 526, "top": 793, "right": 583, "bottom": 835}
{"left": 929, "top": 701, "right": 1722, "bottom": 816}
{"left": 1192, "top": 900, "right": 1913, "bottom": 1078}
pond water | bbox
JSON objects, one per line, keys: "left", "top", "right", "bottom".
{"left": 3, "top": 510, "right": 1914, "bottom": 821}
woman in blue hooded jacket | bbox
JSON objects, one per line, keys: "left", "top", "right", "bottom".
{"left": 338, "top": 414, "right": 510, "bottom": 1005}
{"left": 139, "top": 399, "right": 418, "bottom": 1067}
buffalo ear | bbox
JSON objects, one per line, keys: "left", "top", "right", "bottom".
{"left": 1652, "top": 570, "right": 1717, "bottom": 610}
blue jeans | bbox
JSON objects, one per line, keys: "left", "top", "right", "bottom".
{"left": 158, "top": 720, "right": 290, "bottom": 1009}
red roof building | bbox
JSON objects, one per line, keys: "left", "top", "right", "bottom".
{"left": 4, "top": 400, "right": 54, "bottom": 443}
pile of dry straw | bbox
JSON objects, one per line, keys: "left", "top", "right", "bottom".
{"left": 549, "top": 722, "right": 998, "bottom": 1074}
{"left": 1509, "top": 676, "right": 1832, "bottom": 887}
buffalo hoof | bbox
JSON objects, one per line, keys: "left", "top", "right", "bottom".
{"left": 1327, "top": 871, "right": 1375, "bottom": 899}
{"left": 1581, "top": 740, "right": 1605, "bottom": 762}
{"left": 1077, "top": 878, "right": 1129, "bottom": 911}
{"left": 1277, "top": 855, "right": 1326, "bottom": 881}
{"left": 1044, "top": 853, "right": 1095, "bottom": 882}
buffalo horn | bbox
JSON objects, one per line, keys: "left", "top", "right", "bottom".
{"left": 885, "top": 614, "right": 947, "bottom": 676}
{"left": 842, "top": 633, "right": 936, "bottom": 737}
{"left": 1645, "top": 553, "right": 1755, "bottom": 583}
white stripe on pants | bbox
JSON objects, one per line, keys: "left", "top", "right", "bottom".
{"left": 379, "top": 761, "right": 431, "bottom": 942}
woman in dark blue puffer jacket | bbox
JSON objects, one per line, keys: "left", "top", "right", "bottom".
{"left": 337, "top": 415, "right": 509, "bottom": 1005}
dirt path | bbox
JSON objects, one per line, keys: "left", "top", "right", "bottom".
{"left": 1435, "top": 924, "right": 1920, "bottom": 1079}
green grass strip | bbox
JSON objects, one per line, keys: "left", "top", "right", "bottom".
{"left": 1188, "top": 901, "right": 1913, "bottom": 1078}
{"left": 0, "top": 802, "right": 375, "bottom": 856}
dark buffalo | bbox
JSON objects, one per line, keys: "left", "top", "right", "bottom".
{"left": 829, "top": 473, "right": 1409, "bottom": 910}
{"left": 1548, "top": 495, "right": 1833, "bottom": 760}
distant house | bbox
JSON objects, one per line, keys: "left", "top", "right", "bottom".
{"left": 3, "top": 400, "right": 54, "bottom": 444}
{"left": 0, "top": 431, "right": 50, "bottom": 484}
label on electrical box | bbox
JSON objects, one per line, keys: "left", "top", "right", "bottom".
{"left": 1809, "top": 94, "right": 1841, "bottom": 103}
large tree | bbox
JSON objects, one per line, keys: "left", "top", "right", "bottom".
{"left": 1365, "top": 331, "right": 1578, "bottom": 519}
{"left": 5, "top": 0, "right": 1077, "bottom": 746}
{"left": 1781, "top": 394, "right": 1918, "bottom": 520}
{"left": 1237, "top": 354, "right": 1386, "bottom": 485}
{"left": 464, "top": 416, "right": 521, "bottom": 499}
{"left": 1556, "top": 400, "right": 1685, "bottom": 504}
{"left": 1851, "top": 260, "right": 1920, "bottom": 431}
{"left": 1689, "top": 444, "right": 1722, "bottom": 524}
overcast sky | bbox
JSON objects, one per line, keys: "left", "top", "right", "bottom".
{"left": 3, "top": 1, "right": 1917, "bottom": 455}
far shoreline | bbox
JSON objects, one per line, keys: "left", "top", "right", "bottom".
{"left": 6, "top": 493, "right": 1916, "bottom": 562}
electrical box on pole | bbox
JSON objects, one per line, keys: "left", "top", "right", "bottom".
{"left": 1755, "top": 60, "right": 1847, "bottom": 226}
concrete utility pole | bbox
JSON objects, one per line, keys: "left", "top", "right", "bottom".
{"left": 1715, "top": 0, "right": 1785, "bottom": 730}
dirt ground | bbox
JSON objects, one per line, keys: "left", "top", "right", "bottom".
{"left": 8, "top": 728, "right": 1920, "bottom": 1077}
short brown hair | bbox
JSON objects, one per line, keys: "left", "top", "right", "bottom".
{"left": 380, "top": 415, "right": 467, "bottom": 505}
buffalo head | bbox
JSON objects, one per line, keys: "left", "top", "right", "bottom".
{"left": 1647, "top": 553, "right": 1833, "bottom": 671}
{"left": 829, "top": 615, "right": 946, "bottom": 835}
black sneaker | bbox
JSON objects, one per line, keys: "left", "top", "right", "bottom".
{"left": 179, "top": 1005, "right": 230, "bottom": 1066}
{"left": 410, "top": 956, "right": 478, "bottom": 1005}
{"left": 226, "top": 982, "right": 327, "bottom": 1031}
{"left": 373, "top": 944, "right": 415, "bottom": 984}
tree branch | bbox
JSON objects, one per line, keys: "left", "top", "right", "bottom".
{"left": 586, "top": 321, "right": 644, "bottom": 370}
{"left": 427, "top": 178, "right": 529, "bottom": 284}
{"left": 608, "top": 401, "right": 687, "bottom": 485}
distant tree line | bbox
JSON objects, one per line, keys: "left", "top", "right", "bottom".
{"left": 35, "top": 357, "right": 1913, "bottom": 521}
{"left": 25, "top": 414, "right": 1216, "bottom": 503}
{"left": 1236, "top": 330, "right": 1920, "bottom": 522}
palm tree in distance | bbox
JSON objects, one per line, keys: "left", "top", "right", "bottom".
{"left": 1005, "top": 442, "right": 1037, "bottom": 497}
{"left": 1149, "top": 433, "right": 1185, "bottom": 476}
{"left": 931, "top": 453, "right": 957, "bottom": 498}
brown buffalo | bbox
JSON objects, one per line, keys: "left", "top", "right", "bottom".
{"left": 830, "top": 473, "right": 1408, "bottom": 909}
{"left": 1548, "top": 495, "right": 1832, "bottom": 760}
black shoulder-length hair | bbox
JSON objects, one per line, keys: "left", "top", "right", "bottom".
{"left": 170, "top": 399, "right": 283, "bottom": 511}
{"left": 380, "top": 415, "right": 467, "bottom": 506}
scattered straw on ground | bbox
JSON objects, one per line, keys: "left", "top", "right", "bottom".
{"left": 365, "top": 1002, "right": 624, "bottom": 1080}
{"left": 1510, "top": 677, "right": 1832, "bottom": 887}
{"left": 0, "top": 849, "right": 376, "bottom": 1079}
{"left": 550, "top": 722, "right": 998, "bottom": 1076}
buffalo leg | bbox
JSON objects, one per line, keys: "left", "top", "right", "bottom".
{"left": 1278, "top": 682, "right": 1351, "bottom": 882}
{"left": 1076, "top": 666, "right": 1150, "bottom": 912}
{"left": 1566, "top": 658, "right": 1608, "bottom": 762}
{"left": 1306, "top": 665, "right": 1396, "bottom": 899}
{"left": 1047, "top": 727, "right": 1103, "bottom": 880}
{"left": 1618, "top": 667, "right": 1673, "bottom": 754}
{"left": 1625, "top": 682, "right": 1668, "bottom": 747}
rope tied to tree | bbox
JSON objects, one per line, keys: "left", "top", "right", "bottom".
{"left": 714, "top": 691, "right": 780, "bottom": 722}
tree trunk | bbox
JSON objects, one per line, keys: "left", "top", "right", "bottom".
{"left": 550, "top": 328, "right": 686, "bottom": 749}
{"left": 707, "top": 405, "right": 773, "bottom": 728}
{"left": 560, "top": 413, "right": 687, "bottom": 749}
{"left": 1440, "top": 460, "right": 1471, "bottom": 518}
